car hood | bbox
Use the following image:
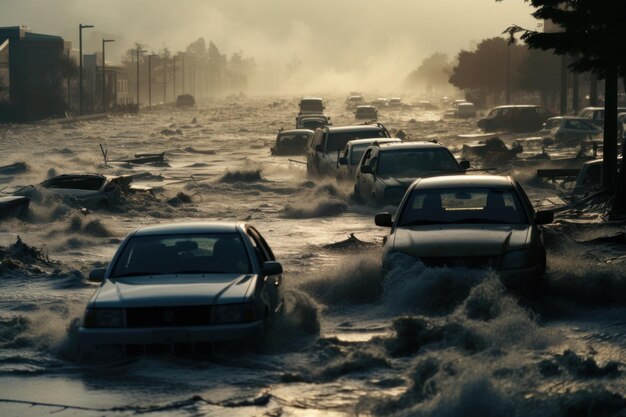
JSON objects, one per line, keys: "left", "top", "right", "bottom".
{"left": 378, "top": 176, "right": 417, "bottom": 188}
{"left": 92, "top": 274, "right": 256, "bottom": 308}
{"left": 391, "top": 225, "right": 531, "bottom": 257}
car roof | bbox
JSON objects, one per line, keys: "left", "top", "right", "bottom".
{"left": 326, "top": 124, "right": 385, "bottom": 133}
{"left": 414, "top": 175, "right": 514, "bottom": 190}
{"left": 279, "top": 129, "right": 314, "bottom": 135}
{"left": 134, "top": 222, "right": 243, "bottom": 236}
{"left": 348, "top": 137, "right": 401, "bottom": 146}
{"left": 376, "top": 141, "right": 446, "bottom": 151}
{"left": 301, "top": 97, "right": 323, "bottom": 101}
{"left": 492, "top": 105, "right": 544, "bottom": 109}
{"left": 547, "top": 116, "right": 592, "bottom": 121}
{"left": 356, "top": 105, "right": 376, "bottom": 109}
{"left": 298, "top": 115, "right": 326, "bottom": 120}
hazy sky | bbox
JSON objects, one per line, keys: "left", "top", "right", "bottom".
{"left": 1, "top": 0, "right": 537, "bottom": 91}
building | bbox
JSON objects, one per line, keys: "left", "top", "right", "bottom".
{"left": 0, "top": 26, "right": 69, "bottom": 121}
{"left": 84, "top": 52, "right": 130, "bottom": 111}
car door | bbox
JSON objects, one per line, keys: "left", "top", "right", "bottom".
{"left": 356, "top": 147, "right": 374, "bottom": 195}
{"left": 361, "top": 149, "right": 379, "bottom": 198}
{"left": 246, "top": 227, "right": 282, "bottom": 316}
{"left": 307, "top": 130, "right": 323, "bottom": 175}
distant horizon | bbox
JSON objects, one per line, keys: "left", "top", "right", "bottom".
{"left": 1, "top": 0, "right": 538, "bottom": 92}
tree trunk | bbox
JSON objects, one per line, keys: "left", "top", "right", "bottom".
{"left": 604, "top": 62, "right": 618, "bottom": 190}
{"left": 590, "top": 74, "right": 598, "bottom": 106}
{"left": 560, "top": 55, "right": 568, "bottom": 115}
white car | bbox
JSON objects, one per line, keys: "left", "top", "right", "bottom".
{"left": 375, "top": 175, "right": 553, "bottom": 293}
{"left": 540, "top": 116, "right": 602, "bottom": 147}
{"left": 78, "top": 222, "right": 284, "bottom": 356}
{"left": 337, "top": 137, "right": 402, "bottom": 180}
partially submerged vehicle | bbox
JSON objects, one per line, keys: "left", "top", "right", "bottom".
{"left": 78, "top": 222, "right": 285, "bottom": 356}
{"left": 478, "top": 105, "right": 553, "bottom": 133}
{"left": 298, "top": 97, "right": 325, "bottom": 116}
{"left": 296, "top": 114, "right": 330, "bottom": 130}
{"left": 539, "top": 116, "right": 602, "bottom": 147}
{"left": 354, "top": 142, "right": 469, "bottom": 205}
{"left": 16, "top": 173, "right": 146, "bottom": 207}
{"left": 375, "top": 98, "right": 389, "bottom": 107}
{"left": 388, "top": 98, "right": 403, "bottom": 108}
{"left": 306, "top": 124, "right": 390, "bottom": 177}
{"left": 0, "top": 196, "right": 30, "bottom": 220}
{"left": 337, "top": 137, "right": 402, "bottom": 180}
{"left": 578, "top": 106, "right": 626, "bottom": 128}
{"left": 355, "top": 105, "right": 378, "bottom": 121}
{"left": 375, "top": 175, "right": 553, "bottom": 293}
{"left": 346, "top": 95, "right": 364, "bottom": 109}
{"left": 271, "top": 129, "right": 314, "bottom": 156}
{"left": 176, "top": 94, "right": 196, "bottom": 108}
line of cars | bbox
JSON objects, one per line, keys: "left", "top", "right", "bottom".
{"left": 77, "top": 105, "right": 556, "bottom": 357}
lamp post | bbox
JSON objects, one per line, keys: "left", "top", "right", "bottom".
{"left": 136, "top": 48, "right": 146, "bottom": 107}
{"left": 101, "top": 39, "right": 114, "bottom": 112}
{"left": 173, "top": 55, "right": 177, "bottom": 99}
{"left": 163, "top": 57, "right": 167, "bottom": 104}
{"left": 148, "top": 53, "right": 158, "bottom": 107}
{"left": 79, "top": 23, "right": 94, "bottom": 115}
{"left": 181, "top": 53, "right": 186, "bottom": 94}
{"left": 506, "top": 31, "right": 516, "bottom": 105}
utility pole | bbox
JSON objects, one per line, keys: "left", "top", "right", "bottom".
{"left": 102, "top": 39, "right": 114, "bottom": 112}
{"left": 173, "top": 55, "right": 177, "bottom": 100}
{"left": 79, "top": 23, "right": 94, "bottom": 115}
{"left": 163, "top": 57, "right": 167, "bottom": 104}
{"left": 181, "top": 53, "right": 186, "bottom": 94}
{"left": 148, "top": 54, "right": 157, "bottom": 107}
{"left": 136, "top": 48, "right": 146, "bottom": 107}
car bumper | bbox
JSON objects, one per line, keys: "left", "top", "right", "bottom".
{"left": 78, "top": 321, "right": 264, "bottom": 352}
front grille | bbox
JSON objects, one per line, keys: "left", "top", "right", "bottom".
{"left": 419, "top": 256, "right": 501, "bottom": 269}
{"left": 126, "top": 305, "right": 212, "bottom": 328}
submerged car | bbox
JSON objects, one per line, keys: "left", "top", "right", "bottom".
{"left": 296, "top": 114, "right": 330, "bottom": 130}
{"left": 337, "top": 137, "right": 402, "bottom": 180}
{"left": 540, "top": 116, "right": 602, "bottom": 147}
{"left": 375, "top": 175, "right": 553, "bottom": 292}
{"left": 298, "top": 97, "right": 325, "bottom": 115}
{"left": 306, "top": 124, "right": 390, "bottom": 177}
{"left": 271, "top": 129, "right": 313, "bottom": 156}
{"left": 78, "top": 222, "right": 284, "bottom": 355}
{"left": 578, "top": 106, "right": 626, "bottom": 128}
{"left": 0, "top": 196, "right": 30, "bottom": 220}
{"left": 478, "top": 105, "right": 553, "bottom": 133}
{"left": 355, "top": 105, "right": 378, "bottom": 121}
{"left": 176, "top": 94, "right": 196, "bottom": 108}
{"left": 354, "top": 142, "right": 469, "bottom": 205}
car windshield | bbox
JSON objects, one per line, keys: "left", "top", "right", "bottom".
{"left": 564, "top": 119, "right": 596, "bottom": 130}
{"left": 398, "top": 187, "right": 528, "bottom": 226}
{"left": 277, "top": 133, "right": 309, "bottom": 147}
{"left": 377, "top": 149, "right": 460, "bottom": 176}
{"left": 326, "top": 130, "right": 388, "bottom": 153}
{"left": 110, "top": 233, "right": 252, "bottom": 277}
{"left": 302, "top": 120, "right": 325, "bottom": 129}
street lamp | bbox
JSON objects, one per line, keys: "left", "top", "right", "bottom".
{"left": 173, "top": 55, "right": 177, "bottom": 99}
{"left": 79, "top": 23, "right": 94, "bottom": 115}
{"left": 148, "top": 53, "right": 158, "bottom": 107}
{"left": 102, "top": 39, "right": 114, "bottom": 112}
{"left": 506, "top": 30, "right": 516, "bottom": 105}
{"left": 136, "top": 48, "right": 146, "bottom": 107}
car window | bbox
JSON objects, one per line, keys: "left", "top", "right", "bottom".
{"left": 361, "top": 148, "right": 374, "bottom": 166}
{"left": 565, "top": 119, "right": 595, "bottom": 130}
{"left": 324, "top": 129, "right": 388, "bottom": 153}
{"left": 376, "top": 149, "right": 460, "bottom": 176}
{"left": 110, "top": 233, "right": 252, "bottom": 277}
{"left": 350, "top": 144, "right": 371, "bottom": 165}
{"left": 399, "top": 188, "right": 528, "bottom": 226}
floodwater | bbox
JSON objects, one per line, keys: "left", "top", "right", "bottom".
{"left": 0, "top": 97, "right": 625, "bottom": 416}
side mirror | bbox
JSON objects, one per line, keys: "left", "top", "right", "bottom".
{"left": 338, "top": 157, "right": 348, "bottom": 165}
{"left": 375, "top": 212, "right": 393, "bottom": 227}
{"left": 360, "top": 165, "right": 373, "bottom": 174}
{"left": 535, "top": 210, "right": 554, "bottom": 225}
{"left": 459, "top": 160, "right": 471, "bottom": 170}
{"left": 262, "top": 261, "right": 283, "bottom": 276}
{"left": 88, "top": 268, "right": 106, "bottom": 282}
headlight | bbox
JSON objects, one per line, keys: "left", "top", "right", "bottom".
{"left": 213, "top": 304, "right": 256, "bottom": 324}
{"left": 83, "top": 308, "right": 125, "bottom": 328}
{"left": 500, "top": 250, "right": 536, "bottom": 270}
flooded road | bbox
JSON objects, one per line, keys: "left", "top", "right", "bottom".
{"left": 0, "top": 97, "right": 625, "bottom": 416}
